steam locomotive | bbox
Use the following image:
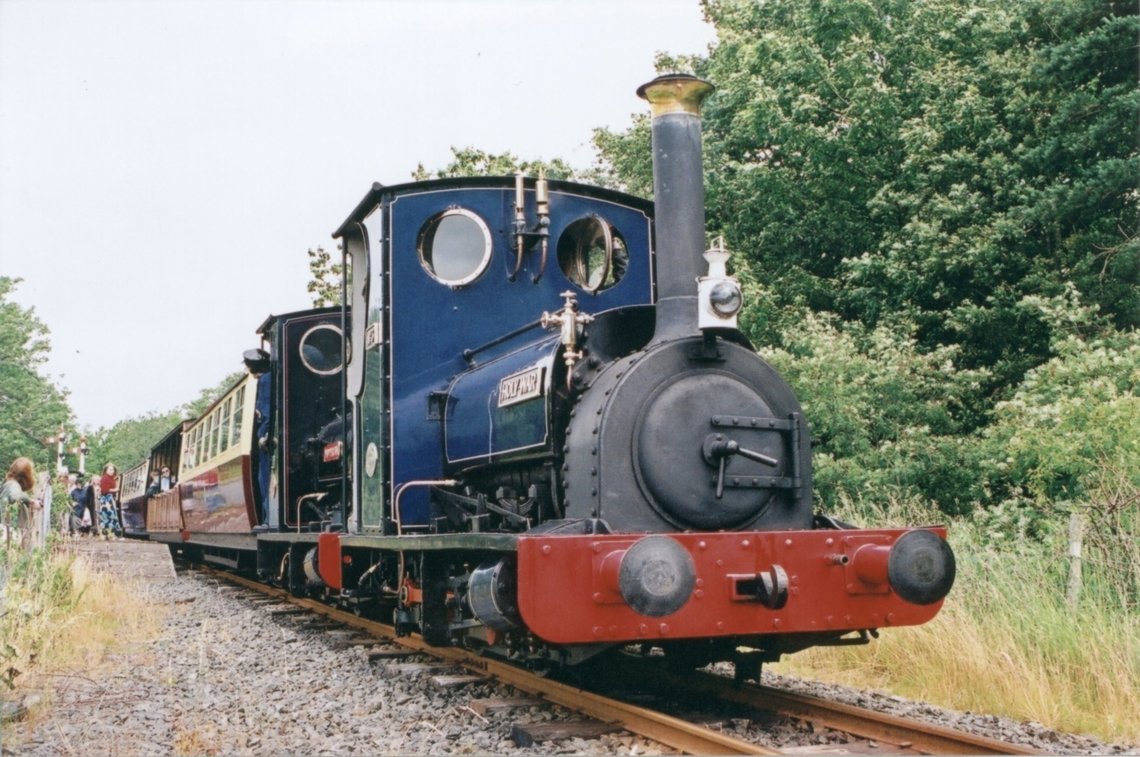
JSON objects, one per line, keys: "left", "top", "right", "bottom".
{"left": 124, "top": 75, "right": 954, "bottom": 674}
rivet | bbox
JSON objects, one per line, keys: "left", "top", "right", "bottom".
{"left": 825, "top": 538, "right": 834, "bottom": 546}
{"left": 716, "top": 621, "right": 725, "bottom": 631}
{"left": 658, "top": 623, "right": 669, "bottom": 635}
{"left": 639, "top": 624, "right": 648, "bottom": 634}
{"left": 773, "top": 619, "right": 781, "bottom": 628}
{"left": 696, "top": 578, "right": 704, "bottom": 588}
{"left": 592, "top": 543, "right": 602, "bottom": 553}
{"left": 695, "top": 589, "right": 704, "bottom": 599}
{"left": 785, "top": 539, "right": 793, "bottom": 547}
{"left": 593, "top": 592, "right": 603, "bottom": 602}
{"left": 593, "top": 626, "right": 603, "bottom": 636}
{"left": 887, "top": 613, "right": 896, "bottom": 624}
{"left": 698, "top": 541, "right": 707, "bottom": 550}
{"left": 741, "top": 539, "right": 750, "bottom": 548}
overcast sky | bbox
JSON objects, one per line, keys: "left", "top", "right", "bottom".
{"left": 0, "top": 0, "right": 715, "bottom": 430}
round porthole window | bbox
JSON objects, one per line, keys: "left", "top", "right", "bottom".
{"left": 299, "top": 324, "right": 344, "bottom": 375}
{"left": 557, "top": 216, "right": 628, "bottom": 293}
{"left": 418, "top": 208, "right": 492, "bottom": 286}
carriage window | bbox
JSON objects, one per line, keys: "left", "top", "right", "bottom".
{"left": 418, "top": 208, "right": 492, "bottom": 286}
{"left": 219, "top": 398, "right": 233, "bottom": 453}
{"left": 233, "top": 386, "right": 245, "bottom": 440}
{"left": 206, "top": 413, "right": 218, "bottom": 460}
{"left": 299, "top": 324, "right": 344, "bottom": 375}
{"left": 557, "top": 216, "right": 628, "bottom": 293}
{"left": 195, "top": 426, "right": 203, "bottom": 463}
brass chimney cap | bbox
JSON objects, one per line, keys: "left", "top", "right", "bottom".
{"left": 637, "top": 74, "right": 715, "bottom": 117}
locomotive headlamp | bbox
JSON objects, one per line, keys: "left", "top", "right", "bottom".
{"left": 698, "top": 236, "right": 742, "bottom": 330}
{"left": 709, "top": 280, "right": 742, "bottom": 317}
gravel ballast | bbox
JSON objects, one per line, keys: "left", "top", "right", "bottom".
{"left": 5, "top": 566, "right": 1136, "bottom": 755}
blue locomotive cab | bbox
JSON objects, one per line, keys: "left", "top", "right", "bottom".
{"left": 336, "top": 177, "right": 655, "bottom": 532}
{"left": 247, "top": 307, "right": 349, "bottom": 533}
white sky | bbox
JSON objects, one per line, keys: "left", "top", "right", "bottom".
{"left": 0, "top": 0, "right": 715, "bottom": 430}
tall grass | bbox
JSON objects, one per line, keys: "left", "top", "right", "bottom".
{"left": 0, "top": 540, "right": 163, "bottom": 699}
{"left": 773, "top": 503, "right": 1140, "bottom": 745}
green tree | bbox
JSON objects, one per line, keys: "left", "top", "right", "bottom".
{"left": 760, "top": 300, "right": 990, "bottom": 515}
{"left": 87, "top": 410, "right": 183, "bottom": 474}
{"left": 181, "top": 370, "right": 247, "bottom": 420}
{"left": 307, "top": 245, "right": 347, "bottom": 308}
{"left": 0, "top": 277, "right": 71, "bottom": 474}
{"left": 411, "top": 147, "right": 578, "bottom": 181}
{"left": 597, "top": 0, "right": 1138, "bottom": 411}
{"left": 985, "top": 290, "right": 1140, "bottom": 506}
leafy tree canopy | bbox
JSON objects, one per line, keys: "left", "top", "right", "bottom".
{"left": 411, "top": 147, "right": 579, "bottom": 181}
{"left": 308, "top": 245, "right": 347, "bottom": 308}
{"left": 597, "top": 0, "right": 1138, "bottom": 407}
{"left": 0, "top": 277, "right": 70, "bottom": 475}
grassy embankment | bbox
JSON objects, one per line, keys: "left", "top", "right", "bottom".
{"left": 0, "top": 541, "right": 163, "bottom": 707}
{"left": 773, "top": 506, "right": 1140, "bottom": 746}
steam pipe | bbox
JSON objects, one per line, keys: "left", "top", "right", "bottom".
{"left": 637, "top": 74, "right": 715, "bottom": 340}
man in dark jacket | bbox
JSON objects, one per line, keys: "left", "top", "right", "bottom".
{"left": 70, "top": 475, "right": 94, "bottom": 534}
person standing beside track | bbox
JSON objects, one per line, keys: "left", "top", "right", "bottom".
{"left": 70, "top": 474, "right": 93, "bottom": 535}
{"left": 2, "top": 457, "right": 40, "bottom": 550}
{"left": 84, "top": 476, "right": 98, "bottom": 535}
{"left": 97, "top": 463, "right": 122, "bottom": 539}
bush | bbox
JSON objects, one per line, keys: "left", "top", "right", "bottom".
{"left": 748, "top": 298, "right": 989, "bottom": 516}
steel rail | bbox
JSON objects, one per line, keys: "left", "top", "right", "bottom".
{"left": 618, "top": 657, "right": 1041, "bottom": 756}
{"left": 203, "top": 567, "right": 776, "bottom": 755}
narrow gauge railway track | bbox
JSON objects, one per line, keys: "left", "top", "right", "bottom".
{"left": 192, "top": 563, "right": 775, "bottom": 755}
{"left": 193, "top": 563, "right": 1036, "bottom": 756}
{"left": 600, "top": 657, "right": 1043, "bottom": 756}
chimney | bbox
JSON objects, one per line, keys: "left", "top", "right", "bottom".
{"left": 636, "top": 74, "right": 715, "bottom": 340}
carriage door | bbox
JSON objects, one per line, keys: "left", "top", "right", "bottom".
{"left": 281, "top": 311, "right": 346, "bottom": 530}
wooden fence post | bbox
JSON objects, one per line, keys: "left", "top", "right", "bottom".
{"left": 1067, "top": 510, "right": 1084, "bottom": 610}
